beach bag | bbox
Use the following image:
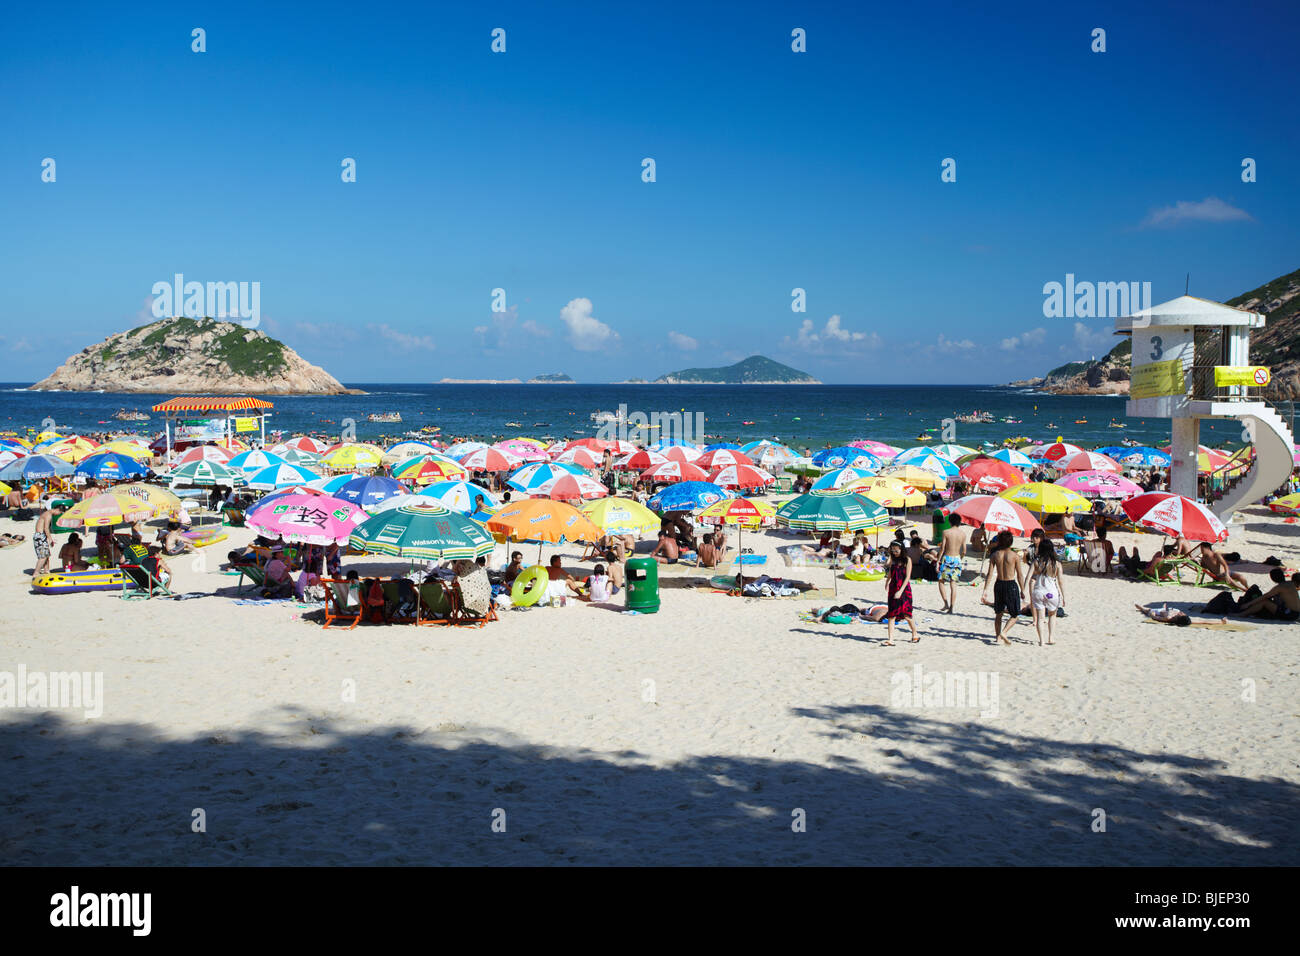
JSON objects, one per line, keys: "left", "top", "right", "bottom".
{"left": 1203, "top": 591, "right": 1236, "bottom": 615}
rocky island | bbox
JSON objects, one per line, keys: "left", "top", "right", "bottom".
{"left": 30, "top": 317, "right": 360, "bottom": 394}
{"left": 655, "top": 355, "right": 820, "bottom": 384}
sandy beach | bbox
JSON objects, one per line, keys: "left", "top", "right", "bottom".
{"left": 3, "top": 505, "right": 1296, "bottom": 867}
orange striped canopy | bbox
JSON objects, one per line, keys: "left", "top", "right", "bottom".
{"left": 151, "top": 397, "right": 274, "bottom": 412}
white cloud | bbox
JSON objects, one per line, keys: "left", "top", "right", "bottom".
{"left": 368, "top": 323, "right": 435, "bottom": 351}
{"left": 787, "top": 314, "right": 880, "bottom": 353}
{"left": 1058, "top": 321, "right": 1113, "bottom": 356}
{"left": 668, "top": 331, "right": 698, "bottom": 351}
{"left": 935, "top": 333, "right": 975, "bottom": 353}
{"left": 559, "top": 297, "right": 618, "bottom": 351}
{"left": 1000, "top": 327, "right": 1047, "bottom": 351}
{"left": 1140, "top": 197, "right": 1253, "bottom": 229}
{"left": 473, "top": 307, "right": 550, "bottom": 351}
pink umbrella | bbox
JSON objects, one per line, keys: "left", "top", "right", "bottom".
{"left": 696, "top": 448, "right": 754, "bottom": 470}
{"left": 176, "top": 445, "right": 234, "bottom": 464}
{"left": 1059, "top": 450, "right": 1122, "bottom": 473}
{"left": 493, "top": 439, "right": 549, "bottom": 462}
{"left": 553, "top": 446, "right": 602, "bottom": 469}
{"left": 943, "top": 494, "right": 1042, "bottom": 536}
{"left": 1041, "top": 442, "right": 1085, "bottom": 461}
{"left": 1055, "top": 471, "right": 1142, "bottom": 499}
{"left": 849, "top": 440, "right": 901, "bottom": 459}
{"left": 661, "top": 445, "right": 703, "bottom": 464}
{"left": 641, "top": 460, "right": 709, "bottom": 483}
{"left": 459, "top": 447, "right": 522, "bottom": 472}
{"left": 1121, "top": 492, "right": 1228, "bottom": 542}
{"left": 533, "top": 473, "right": 610, "bottom": 501}
{"left": 707, "top": 464, "right": 775, "bottom": 490}
{"left": 244, "top": 493, "right": 369, "bottom": 545}
{"left": 617, "top": 449, "right": 668, "bottom": 472}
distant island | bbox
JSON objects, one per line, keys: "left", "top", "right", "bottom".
{"left": 1008, "top": 266, "right": 1300, "bottom": 399}
{"left": 528, "top": 373, "right": 575, "bottom": 384}
{"left": 614, "top": 377, "right": 649, "bottom": 384}
{"left": 438, "top": 378, "right": 523, "bottom": 384}
{"left": 655, "top": 355, "right": 820, "bottom": 384}
{"left": 30, "top": 316, "right": 361, "bottom": 394}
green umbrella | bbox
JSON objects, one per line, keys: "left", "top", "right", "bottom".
{"left": 775, "top": 490, "right": 889, "bottom": 594}
{"left": 348, "top": 501, "right": 495, "bottom": 561}
{"left": 167, "top": 459, "right": 246, "bottom": 487}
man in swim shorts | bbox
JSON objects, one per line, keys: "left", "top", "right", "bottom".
{"left": 981, "top": 530, "right": 1026, "bottom": 645}
{"left": 32, "top": 500, "right": 64, "bottom": 577}
{"left": 936, "top": 520, "right": 968, "bottom": 614}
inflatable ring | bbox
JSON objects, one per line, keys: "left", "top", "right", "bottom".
{"left": 510, "top": 565, "right": 549, "bottom": 607}
{"left": 182, "top": 527, "right": 228, "bottom": 548}
{"left": 844, "top": 566, "right": 886, "bottom": 582}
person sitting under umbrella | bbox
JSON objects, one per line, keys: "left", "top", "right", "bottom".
{"left": 1196, "top": 543, "right": 1249, "bottom": 591}
{"left": 261, "top": 548, "right": 294, "bottom": 598}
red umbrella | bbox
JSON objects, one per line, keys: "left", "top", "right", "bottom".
{"left": 1059, "top": 450, "right": 1121, "bottom": 473}
{"left": 641, "top": 460, "right": 709, "bottom": 483}
{"left": 958, "top": 458, "right": 1027, "bottom": 493}
{"left": 1121, "top": 492, "right": 1228, "bottom": 542}
{"left": 1041, "top": 442, "right": 1084, "bottom": 461}
{"left": 696, "top": 448, "right": 754, "bottom": 470}
{"left": 618, "top": 449, "right": 669, "bottom": 472}
{"left": 943, "top": 494, "right": 1042, "bottom": 536}
{"left": 707, "top": 464, "right": 775, "bottom": 490}
{"left": 552, "top": 446, "right": 602, "bottom": 469}
{"left": 661, "top": 445, "right": 703, "bottom": 464}
{"left": 458, "top": 447, "right": 522, "bottom": 472}
{"left": 176, "top": 445, "right": 234, "bottom": 465}
{"left": 532, "top": 473, "right": 610, "bottom": 501}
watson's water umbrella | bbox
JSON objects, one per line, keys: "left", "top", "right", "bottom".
{"left": 168, "top": 460, "right": 245, "bottom": 487}
{"left": 507, "top": 461, "right": 586, "bottom": 493}
{"left": 274, "top": 447, "right": 323, "bottom": 467}
{"left": 707, "top": 464, "right": 775, "bottom": 490}
{"left": 580, "top": 497, "right": 660, "bottom": 536}
{"left": 811, "top": 466, "right": 878, "bottom": 491}
{"left": 996, "top": 482, "right": 1091, "bottom": 514}
{"left": 59, "top": 492, "right": 154, "bottom": 529}
{"left": 647, "top": 481, "right": 734, "bottom": 512}
{"left": 1054, "top": 471, "right": 1142, "bottom": 499}
{"left": 813, "top": 446, "right": 879, "bottom": 469}
{"left": 1121, "top": 492, "right": 1228, "bottom": 542}
{"left": 245, "top": 493, "right": 369, "bottom": 545}
{"left": 334, "top": 475, "right": 409, "bottom": 508}
{"left": 775, "top": 491, "right": 889, "bottom": 594}
{"left": 419, "top": 480, "right": 500, "bottom": 515}
{"left": 957, "top": 458, "right": 1027, "bottom": 493}
{"left": 73, "top": 452, "right": 150, "bottom": 482}
{"left": 0, "top": 454, "right": 75, "bottom": 482}
{"left": 942, "top": 494, "right": 1042, "bottom": 536}
{"left": 532, "top": 473, "right": 610, "bottom": 501}
{"left": 349, "top": 501, "right": 495, "bottom": 562}
{"left": 245, "top": 463, "right": 323, "bottom": 491}
{"left": 176, "top": 445, "right": 234, "bottom": 465}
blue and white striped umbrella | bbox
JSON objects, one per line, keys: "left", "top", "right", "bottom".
{"left": 703, "top": 442, "right": 742, "bottom": 451}
{"left": 893, "top": 452, "right": 959, "bottom": 478}
{"left": 305, "top": 473, "right": 361, "bottom": 494}
{"left": 810, "top": 465, "right": 878, "bottom": 491}
{"left": 227, "top": 450, "right": 289, "bottom": 474}
{"left": 334, "top": 475, "right": 409, "bottom": 507}
{"left": 418, "top": 480, "right": 500, "bottom": 515}
{"left": 506, "top": 461, "right": 587, "bottom": 493}
{"left": 988, "top": 448, "right": 1034, "bottom": 468}
{"left": 245, "top": 463, "right": 323, "bottom": 490}
{"left": 895, "top": 445, "right": 957, "bottom": 465}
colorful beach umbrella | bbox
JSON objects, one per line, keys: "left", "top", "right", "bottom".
{"left": 997, "top": 482, "right": 1091, "bottom": 514}
{"left": 245, "top": 493, "right": 369, "bottom": 545}
{"left": 614, "top": 449, "right": 668, "bottom": 472}
{"left": 113, "top": 482, "right": 183, "bottom": 515}
{"left": 227, "top": 450, "right": 290, "bottom": 474}
{"left": 1041, "top": 442, "right": 1085, "bottom": 461}
{"left": 168, "top": 460, "right": 245, "bottom": 487}
{"left": 957, "top": 458, "right": 1027, "bottom": 494}
{"left": 929, "top": 443, "right": 978, "bottom": 460}
{"left": 1121, "top": 492, "right": 1228, "bottom": 542}
{"left": 696, "top": 448, "right": 754, "bottom": 470}
{"left": 532, "top": 473, "right": 610, "bottom": 501}
{"left": 494, "top": 439, "right": 549, "bottom": 462}
{"left": 73, "top": 452, "right": 150, "bottom": 482}
{"left": 245, "top": 463, "right": 323, "bottom": 490}
{"left": 0, "top": 453, "right": 74, "bottom": 481}
{"left": 880, "top": 463, "right": 948, "bottom": 490}
{"left": 811, "top": 466, "right": 878, "bottom": 491}
{"left": 0, "top": 450, "right": 25, "bottom": 470}
{"left": 1267, "top": 492, "right": 1300, "bottom": 515}
{"left": 459, "top": 447, "right": 523, "bottom": 472}
{"left": 642, "top": 460, "right": 710, "bottom": 483}
{"left": 349, "top": 501, "right": 495, "bottom": 561}
{"left": 419, "top": 480, "right": 500, "bottom": 515}
{"left": 776, "top": 490, "right": 889, "bottom": 532}
{"left": 59, "top": 492, "right": 154, "bottom": 529}
{"left": 987, "top": 448, "right": 1034, "bottom": 468}
{"left": 942, "top": 494, "right": 1042, "bottom": 537}
{"left": 281, "top": 436, "right": 328, "bottom": 454}
{"left": 660, "top": 445, "right": 703, "bottom": 465}
{"left": 1059, "top": 450, "right": 1122, "bottom": 474}
{"left": 707, "top": 464, "right": 775, "bottom": 490}
{"left": 580, "top": 497, "right": 660, "bottom": 536}
{"left": 304, "top": 473, "right": 360, "bottom": 495}
{"left": 848, "top": 440, "right": 901, "bottom": 459}
{"left": 843, "top": 476, "right": 925, "bottom": 508}
{"left": 890, "top": 454, "right": 958, "bottom": 479}
{"left": 96, "top": 439, "right": 153, "bottom": 459}
{"left": 395, "top": 456, "right": 469, "bottom": 485}
{"left": 322, "top": 443, "right": 385, "bottom": 470}
{"left": 176, "top": 445, "right": 234, "bottom": 465}
{"left": 647, "top": 481, "right": 734, "bottom": 512}
{"left": 486, "top": 499, "right": 601, "bottom": 545}
{"left": 553, "top": 446, "right": 603, "bottom": 469}
{"left": 443, "top": 440, "right": 489, "bottom": 459}
{"left": 813, "top": 446, "right": 880, "bottom": 469}
{"left": 695, "top": 496, "right": 777, "bottom": 528}
{"left": 506, "top": 461, "right": 586, "bottom": 493}
{"left": 1054, "top": 471, "right": 1143, "bottom": 499}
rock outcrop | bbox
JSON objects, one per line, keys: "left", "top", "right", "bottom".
{"left": 30, "top": 317, "right": 360, "bottom": 394}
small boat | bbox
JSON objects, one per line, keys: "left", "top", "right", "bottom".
{"left": 504, "top": 421, "right": 523, "bottom": 428}
{"left": 367, "top": 412, "right": 402, "bottom": 423}
{"left": 113, "top": 408, "right": 150, "bottom": 421}
{"left": 742, "top": 420, "right": 755, "bottom": 425}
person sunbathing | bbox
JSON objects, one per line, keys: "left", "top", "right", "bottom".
{"left": 1134, "top": 603, "right": 1195, "bottom": 627}
{"left": 1196, "top": 543, "right": 1249, "bottom": 591}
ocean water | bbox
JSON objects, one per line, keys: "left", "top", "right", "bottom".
{"left": 0, "top": 383, "right": 1280, "bottom": 451}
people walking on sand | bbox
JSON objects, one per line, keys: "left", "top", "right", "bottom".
{"left": 936, "top": 520, "right": 968, "bottom": 613}
{"left": 1028, "top": 539, "right": 1065, "bottom": 645}
{"left": 980, "top": 530, "right": 1025, "bottom": 645}
{"left": 880, "top": 541, "right": 917, "bottom": 645}
{"left": 32, "top": 499, "right": 65, "bottom": 577}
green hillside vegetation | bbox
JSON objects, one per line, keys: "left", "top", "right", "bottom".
{"left": 657, "top": 354, "right": 817, "bottom": 384}
{"left": 124, "top": 317, "right": 288, "bottom": 376}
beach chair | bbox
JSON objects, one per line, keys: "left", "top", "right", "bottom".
{"left": 772, "top": 475, "right": 795, "bottom": 494}
{"left": 416, "top": 580, "right": 455, "bottom": 626}
{"left": 321, "top": 578, "right": 361, "bottom": 629}
{"left": 1137, "top": 555, "right": 1204, "bottom": 587}
{"left": 119, "top": 562, "right": 173, "bottom": 600}
{"left": 1077, "top": 539, "right": 1110, "bottom": 576}
{"left": 221, "top": 506, "right": 246, "bottom": 527}
{"left": 236, "top": 563, "right": 268, "bottom": 595}
{"left": 446, "top": 577, "right": 497, "bottom": 627}
{"left": 380, "top": 579, "right": 420, "bottom": 625}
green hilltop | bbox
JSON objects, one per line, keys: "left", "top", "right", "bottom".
{"left": 656, "top": 355, "right": 820, "bottom": 384}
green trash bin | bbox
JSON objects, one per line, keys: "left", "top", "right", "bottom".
{"left": 931, "top": 508, "right": 953, "bottom": 545}
{"left": 624, "top": 557, "right": 660, "bottom": 613}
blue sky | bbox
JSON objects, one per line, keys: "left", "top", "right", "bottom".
{"left": 2, "top": 0, "right": 1297, "bottom": 384}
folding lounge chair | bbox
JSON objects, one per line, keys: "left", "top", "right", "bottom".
{"left": 119, "top": 562, "right": 173, "bottom": 600}
{"left": 321, "top": 577, "right": 361, "bottom": 629}
{"left": 236, "top": 563, "right": 268, "bottom": 595}
{"left": 447, "top": 578, "right": 496, "bottom": 628}
{"left": 1077, "top": 539, "right": 1110, "bottom": 576}
{"left": 416, "top": 580, "right": 455, "bottom": 626}
{"left": 381, "top": 580, "right": 420, "bottom": 625}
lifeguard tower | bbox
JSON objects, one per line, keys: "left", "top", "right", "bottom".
{"left": 1115, "top": 296, "right": 1294, "bottom": 518}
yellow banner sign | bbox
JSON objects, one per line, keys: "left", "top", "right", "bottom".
{"left": 234, "top": 416, "right": 259, "bottom": 433}
{"left": 1214, "top": 366, "right": 1270, "bottom": 387}
{"left": 1131, "top": 358, "right": 1185, "bottom": 399}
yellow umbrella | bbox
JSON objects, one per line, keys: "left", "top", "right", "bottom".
{"left": 996, "top": 482, "right": 1091, "bottom": 514}
{"left": 60, "top": 492, "right": 155, "bottom": 528}
{"left": 844, "top": 476, "right": 926, "bottom": 508}
{"left": 879, "top": 464, "right": 946, "bottom": 491}
{"left": 0, "top": 481, "right": 11, "bottom": 496}
{"left": 323, "top": 443, "right": 385, "bottom": 470}
{"left": 47, "top": 436, "right": 100, "bottom": 463}
{"left": 34, "top": 430, "right": 64, "bottom": 444}
{"left": 98, "top": 440, "right": 154, "bottom": 459}
{"left": 1267, "top": 492, "right": 1300, "bottom": 515}
{"left": 581, "top": 496, "right": 660, "bottom": 536}
{"left": 113, "top": 482, "right": 183, "bottom": 515}
{"left": 695, "top": 496, "right": 777, "bottom": 558}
